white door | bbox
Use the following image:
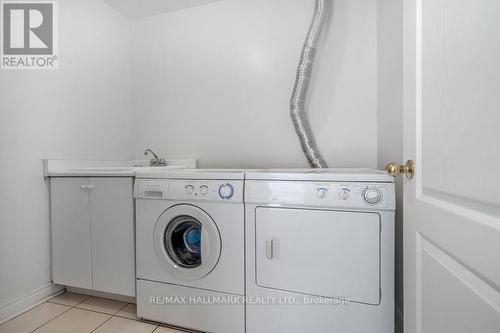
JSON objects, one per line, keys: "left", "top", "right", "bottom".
{"left": 403, "top": 0, "right": 500, "bottom": 332}
{"left": 90, "top": 178, "right": 135, "bottom": 297}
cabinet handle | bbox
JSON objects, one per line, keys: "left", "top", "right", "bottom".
{"left": 87, "top": 185, "right": 94, "bottom": 191}
{"left": 80, "top": 185, "right": 87, "bottom": 190}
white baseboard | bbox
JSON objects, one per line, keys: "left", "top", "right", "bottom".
{"left": 0, "top": 282, "right": 64, "bottom": 324}
{"left": 395, "top": 305, "right": 404, "bottom": 333}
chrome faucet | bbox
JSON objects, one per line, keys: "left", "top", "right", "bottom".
{"left": 144, "top": 148, "right": 166, "bottom": 167}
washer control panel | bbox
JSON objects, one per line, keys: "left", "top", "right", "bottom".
{"left": 135, "top": 179, "right": 243, "bottom": 203}
{"left": 245, "top": 181, "right": 395, "bottom": 210}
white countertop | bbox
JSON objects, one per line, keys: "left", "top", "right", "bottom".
{"left": 44, "top": 162, "right": 392, "bottom": 182}
{"left": 43, "top": 159, "right": 198, "bottom": 177}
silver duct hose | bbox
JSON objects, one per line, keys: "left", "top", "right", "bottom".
{"left": 290, "top": 0, "right": 330, "bottom": 168}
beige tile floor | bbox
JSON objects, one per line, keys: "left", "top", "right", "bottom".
{"left": 0, "top": 292, "right": 191, "bottom": 333}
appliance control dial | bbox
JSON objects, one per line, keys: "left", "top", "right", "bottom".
{"left": 338, "top": 188, "right": 350, "bottom": 200}
{"left": 185, "top": 185, "right": 194, "bottom": 195}
{"left": 362, "top": 187, "right": 382, "bottom": 205}
{"left": 218, "top": 184, "right": 234, "bottom": 199}
{"left": 316, "top": 188, "right": 327, "bottom": 199}
{"left": 200, "top": 185, "right": 209, "bottom": 195}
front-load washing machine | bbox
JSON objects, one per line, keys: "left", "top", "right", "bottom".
{"left": 134, "top": 169, "right": 245, "bottom": 333}
{"left": 244, "top": 169, "right": 395, "bottom": 333}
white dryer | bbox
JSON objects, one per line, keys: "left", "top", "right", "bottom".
{"left": 244, "top": 169, "right": 395, "bottom": 333}
{"left": 134, "top": 169, "right": 246, "bottom": 333}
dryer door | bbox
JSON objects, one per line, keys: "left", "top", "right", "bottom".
{"left": 154, "top": 204, "right": 221, "bottom": 281}
{"left": 255, "top": 207, "right": 381, "bottom": 305}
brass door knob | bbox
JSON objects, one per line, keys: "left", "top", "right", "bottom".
{"left": 385, "top": 160, "right": 415, "bottom": 179}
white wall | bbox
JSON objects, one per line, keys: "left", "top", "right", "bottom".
{"left": 377, "top": 0, "right": 403, "bottom": 331}
{"left": 130, "top": 0, "right": 378, "bottom": 168}
{"left": 0, "top": 0, "right": 131, "bottom": 318}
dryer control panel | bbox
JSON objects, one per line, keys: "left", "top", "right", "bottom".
{"left": 245, "top": 181, "right": 395, "bottom": 210}
{"left": 135, "top": 179, "right": 244, "bottom": 203}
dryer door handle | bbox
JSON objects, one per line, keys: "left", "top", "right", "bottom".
{"left": 265, "top": 238, "right": 273, "bottom": 259}
{"left": 265, "top": 238, "right": 280, "bottom": 260}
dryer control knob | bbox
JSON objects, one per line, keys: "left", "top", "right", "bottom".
{"left": 338, "top": 188, "right": 350, "bottom": 200}
{"left": 316, "top": 188, "right": 327, "bottom": 199}
{"left": 218, "top": 184, "right": 234, "bottom": 199}
{"left": 185, "top": 185, "right": 194, "bottom": 195}
{"left": 362, "top": 187, "right": 382, "bottom": 205}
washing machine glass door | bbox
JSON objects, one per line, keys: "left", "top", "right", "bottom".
{"left": 153, "top": 204, "right": 221, "bottom": 281}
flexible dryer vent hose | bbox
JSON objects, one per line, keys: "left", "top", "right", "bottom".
{"left": 290, "top": 0, "right": 330, "bottom": 168}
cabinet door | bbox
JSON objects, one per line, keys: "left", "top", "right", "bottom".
{"left": 51, "top": 178, "right": 92, "bottom": 289}
{"left": 89, "top": 178, "right": 135, "bottom": 297}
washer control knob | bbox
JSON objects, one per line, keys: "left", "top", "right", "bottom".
{"left": 362, "top": 187, "right": 382, "bottom": 205}
{"left": 185, "top": 185, "right": 194, "bottom": 195}
{"left": 338, "top": 188, "right": 350, "bottom": 200}
{"left": 200, "top": 185, "right": 209, "bottom": 195}
{"left": 316, "top": 188, "right": 327, "bottom": 199}
{"left": 218, "top": 184, "right": 234, "bottom": 199}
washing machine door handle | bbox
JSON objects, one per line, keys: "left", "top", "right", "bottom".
{"left": 200, "top": 226, "right": 212, "bottom": 264}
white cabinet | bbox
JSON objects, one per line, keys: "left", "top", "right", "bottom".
{"left": 89, "top": 178, "right": 135, "bottom": 297}
{"left": 51, "top": 177, "right": 135, "bottom": 297}
{"left": 51, "top": 178, "right": 93, "bottom": 289}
